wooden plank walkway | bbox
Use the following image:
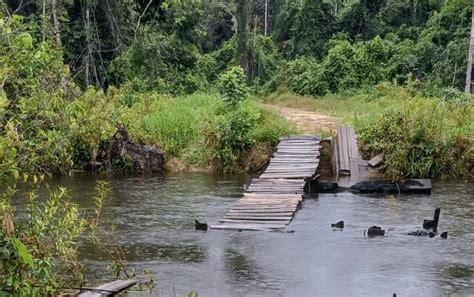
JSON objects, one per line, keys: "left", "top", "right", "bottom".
{"left": 77, "top": 280, "right": 137, "bottom": 296}
{"left": 210, "top": 135, "right": 320, "bottom": 231}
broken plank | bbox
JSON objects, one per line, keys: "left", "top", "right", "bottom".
{"left": 77, "top": 280, "right": 137, "bottom": 297}
{"left": 368, "top": 153, "right": 384, "bottom": 167}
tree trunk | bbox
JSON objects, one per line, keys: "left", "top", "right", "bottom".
{"left": 264, "top": 0, "right": 268, "bottom": 36}
{"left": 84, "top": 0, "right": 93, "bottom": 86}
{"left": 236, "top": 0, "right": 251, "bottom": 79}
{"left": 42, "top": 0, "right": 46, "bottom": 40}
{"left": 465, "top": 7, "right": 474, "bottom": 93}
{"left": 51, "top": 0, "right": 61, "bottom": 46}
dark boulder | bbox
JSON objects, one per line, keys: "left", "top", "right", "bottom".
{"left": 440, "top": 231, "right": 448, "bottom": 239}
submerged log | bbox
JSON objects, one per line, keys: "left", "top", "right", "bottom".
{"left": 350, "top": 179, "right": 431, "bottom": 194}
{"left": 107, "top": 125, "right": 164, "bottom": 173}
{"left": 406, "top": 230, "right": 436, "bottom": 238}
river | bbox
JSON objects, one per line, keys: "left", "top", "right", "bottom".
{"left": 16, "top": 173, "right": 474, "bottom": 296}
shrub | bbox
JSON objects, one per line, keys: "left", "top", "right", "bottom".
{"left": 286, "top": 57, "right": 328, "bottom": 96}
{"left": 358, "top": 89, "right": 473, "bottom": 179}
{"left": 217, "top": 66, "right": 249, "bottom": 106}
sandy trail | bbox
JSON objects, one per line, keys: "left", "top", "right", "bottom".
{"left": 264, "top": 104, "right": 339, "bottom": 135}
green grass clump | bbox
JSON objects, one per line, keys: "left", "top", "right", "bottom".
{"left": 122, "top": 93, "right": 297, "bottom": 172}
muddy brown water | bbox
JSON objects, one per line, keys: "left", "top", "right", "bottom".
{"left": 14, "top": 173, "right": 474, "bottom": 296}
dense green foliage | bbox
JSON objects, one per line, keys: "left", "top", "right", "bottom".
{"left": 0, "top": 1, "right": 471, "bottom": 211}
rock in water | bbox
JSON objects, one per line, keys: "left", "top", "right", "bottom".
{"left": 195, "top": 220, "right": 208, "bottom": 231}
{"left": 440, "top": 231, "right": 448, "bottom": 239}
{"left": 331, "top": 221, "right": 344, "bottom": 229}
{"left": 107, "top": 125, "right": 165, "bottom": 173}
{"left": 367, "top": 226, "right": 385, "bottom": 237}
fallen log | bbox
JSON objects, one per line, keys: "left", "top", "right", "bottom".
{"left": 107, "top": 124, "right": 165, "bottom": 173}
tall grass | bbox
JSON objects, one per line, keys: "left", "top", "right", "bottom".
{"left": 122, "top": 93, "right": 297, "bottom": 171}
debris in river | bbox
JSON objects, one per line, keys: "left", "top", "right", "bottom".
{"left": 440, "top": 231, "right": 448, "bottom": 239}
{"left": 331, "top": 221, "right": 344, "bottom": 229}
{"left": 406, "top": 230, "right": 436, "bottom": 238}
{"left": 366, "top": 226, "right": 385, "bottom": 237}
{"left": 195, "top": 220, "right": 208, "bottom": 231}
{"left": 422, "top": 208, "right": 441, "bottom": 233}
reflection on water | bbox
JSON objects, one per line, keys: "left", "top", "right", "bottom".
{"left": 14, "top": 174, "right": 474, "bottom": 296}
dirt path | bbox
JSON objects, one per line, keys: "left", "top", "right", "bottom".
{"left": 264, "top": 104, "right": 339, "bottom": 135}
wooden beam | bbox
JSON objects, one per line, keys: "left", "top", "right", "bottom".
{"left": 77, "top": 280, "right": 137, "bottom": 297}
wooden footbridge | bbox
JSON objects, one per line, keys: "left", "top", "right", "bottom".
{"left": 210, "top": 135, "right": 321, "bottom": 231}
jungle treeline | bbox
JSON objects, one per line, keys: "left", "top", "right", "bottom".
{"left": 1, "top": 0, "right": 473, "bottom": 176}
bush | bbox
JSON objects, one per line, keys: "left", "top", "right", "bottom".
{"left": 358, "top": 88, "right": 473, "bottom": 179}
{"left": 217, "top": 66, "right": 249, "bottom": 106}
{"left": 286, "top": 57, "right": 328, "bottom": 96}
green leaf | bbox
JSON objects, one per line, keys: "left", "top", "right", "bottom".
{"left": 11, "top": 237, "right": 34, "bottom": 268}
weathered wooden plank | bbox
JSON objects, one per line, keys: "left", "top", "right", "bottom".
{"left": 238, "top": 198, "right": 298, "bottom": 202}
{"left": 209, "top": 223, "right": 286, "bottom": 230}
{"left": 246, "top": 189, "right": 303, "bottom": 193}
{"left": 263, "top": 168, "right": 315, "bottom": 172}
{"left": 368, "top": 153, "right": 384, "bottom": 167}
{"left": 265, "top": 165, "right": 318, "bottom": 169}
{"left": 268, "top": 160, "right": 319, "bottom": 164}
{"left": 247, "top": 183, "right": 304, "bottom": 188}
{"left": 231, "top": 206, "right": 297, "bottom": 211}
{"left": 238, "top": 201, "right": 301, "bottom": 205}
{"left": 247, "top": 185, "right": 304, "bottom": 190}
{"left": 348, "top": 126, "right": 360, "bottom": 159}
{"left": 259, "top": 174, "right": 313, "bottom": 179}
{"left": 243, "top": 193, "right": 302, "bottom": 197}
{"left": 228, "top": 210, "right": 294, "bottom": 214}
{"left": 248, "top": 183, "right": 304, "bottom": 187}
{"left": 239, "top": 198, "right": 300, "bottom": 202}
{"left": 250, "top": 178, "right": 305, "bottom": 184}
{"left": 274, "top": 152, "right": 318, "bottom": 156}
{"left": 277, "top": 148, "right": 319, "bottom": 152}
{"left": 337, "top": 126, "right": 350, "bottom": 174}
{"left": 246, "top": 191, "right": 303, "bottom": 195}
{"left": 77, "top": 280, "right": 137, "bottom": 297}
{"left": 223, "top": 215, "right": 293, "bottom": 220}
{"left": 219, "top": 219, "right": 291, "bottom": 224}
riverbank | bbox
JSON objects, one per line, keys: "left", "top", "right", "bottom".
{"left": 264, "top": 83, "right": 473, "bottom": 180}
